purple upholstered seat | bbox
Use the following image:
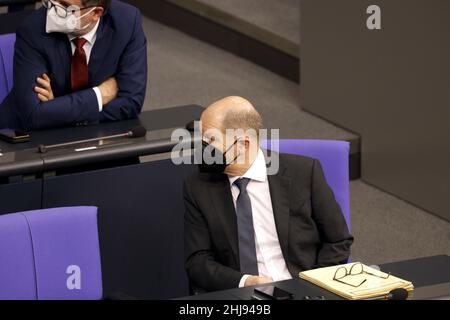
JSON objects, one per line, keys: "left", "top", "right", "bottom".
{"left": 0, "top": 33, "right": 15, "bottom": 103}
{"left": 0, "top": 206, "right": 103, "bottom": 300}
{"left": 262, "top": 139, "right": 351, "bottom": 231}
{"left": 0, "top": 213, "right": 37, "bottom": 300}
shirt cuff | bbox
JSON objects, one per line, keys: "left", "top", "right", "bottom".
{"left": 93, "top": 87, "right": 103, "bottom": 112}
{"left": 239, "top": 275, "right": 251, "bottom": 288}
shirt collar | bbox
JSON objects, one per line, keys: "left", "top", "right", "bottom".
{"left": 68, "top": 19, "right": 100, "bottom": 45}
{"left": 229, "top": 148, "right": 267, "bottom": 186}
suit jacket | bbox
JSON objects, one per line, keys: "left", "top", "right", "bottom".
{"left": 184, "top": 152, "right": 354, "bottom": 292}
{"left": 0, "top": 0, "right": 147, "bottom": 130}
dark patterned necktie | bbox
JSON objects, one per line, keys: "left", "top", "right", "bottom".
{"left": 234, "top": 178, "right": 258, "bottom": 275}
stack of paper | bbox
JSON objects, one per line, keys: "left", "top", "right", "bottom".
{"left": 299, "top": 263, "right": 414, "bottom": 300}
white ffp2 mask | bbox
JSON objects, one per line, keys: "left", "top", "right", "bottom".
{"left": 45, "top": 6, "right": 96, "bottom": 35}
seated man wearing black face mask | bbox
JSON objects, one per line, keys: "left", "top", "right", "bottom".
{"left": 183, "top": 96, "right": 354, "bottom": 292}
{"left": 0, "top": 0, "right": 147, "bottom": 130}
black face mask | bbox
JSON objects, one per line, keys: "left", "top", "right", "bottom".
{"left": 198, "top": 140, "right": 238, "bottom": 174}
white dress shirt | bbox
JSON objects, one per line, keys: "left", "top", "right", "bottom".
{"left": 228, "top": 148, "right": 292, "bottom": 288}
{"left": 68, "top": 20, "right": 103, "bottom": 112}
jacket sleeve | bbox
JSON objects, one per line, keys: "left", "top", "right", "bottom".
{"left": 311, "top": 159, "right": 354, "bottom": 266}
{"left": 99, "top": 8, "right": 147, "bottom": 122}
{"left": 13, "top": 27, "right": 99, "bottom": 131}
{"left": 184, "top": 179, "right": 244, "bottom": 292}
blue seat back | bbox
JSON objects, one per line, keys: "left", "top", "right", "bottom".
{"left": 0, "top": 206, "right": 103, "bottom": 300}
{"left": 0, "top": 33, "right": 15, "bottom": 103}
{"left": 262, "top": 139, "right": 351, "bottom": 230}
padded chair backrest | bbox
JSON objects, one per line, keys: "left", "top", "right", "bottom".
{"left": 262, "top": 139, "right": 351, "bottom": 230}
{"left": 0, "top": 33, "right": 15, "bottom": 103}
{"left": 0, "top": 206, "right": 103, "bottom": 300}
{"left": 0, "top": 213, "right": 37, "bottom": 300}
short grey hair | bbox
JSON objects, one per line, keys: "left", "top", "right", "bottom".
{"left": 222, "top": 108, "right": 263, "bottom": 133}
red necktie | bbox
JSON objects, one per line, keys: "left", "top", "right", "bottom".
{"left": 71, "top": 37, "right": 89, "bottom": 92}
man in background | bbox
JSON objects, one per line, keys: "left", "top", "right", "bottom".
{"left": 0, "top": 0, "right": 147, "bottom": 130}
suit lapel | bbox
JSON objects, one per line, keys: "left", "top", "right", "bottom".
{"left": 208, "top": 175, "right": 239, "bottom": 260}
{"left": 88, "top": 17, "right": 113, "bottom": 81}
{"left": 267, "top": 159, "right": 292, "bottom": 265}
{"left": 207, "top": 155, "right": 292, "bottom": 268}
{"left": 51, "top": 35, "right": 72, "bottom": 92}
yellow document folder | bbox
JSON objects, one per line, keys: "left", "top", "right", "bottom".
{"left": 299, "top": 262, "right": 414, "bottom": 300}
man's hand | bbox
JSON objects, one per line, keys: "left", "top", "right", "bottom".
{"left": 35, "top": 74, "right": 54, "bottom": 102}
{"left": 98, "top": 77, "right": 119, "bottom": 106}
{"left": 244, "top": 276, "right": 273, "bottom": 287}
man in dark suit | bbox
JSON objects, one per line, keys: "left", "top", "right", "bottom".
{"left": 0, "top": 0, "right": 147, "bottom": 130}
{"left": 184, "top": 96, "right": 353, "bottom": 292}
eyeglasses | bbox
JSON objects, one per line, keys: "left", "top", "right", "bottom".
{"left": 42, "top": 0, "right": 97, "bottom": 18}
{"left": 333, "top": 263, "right": 390, "bottom": 288}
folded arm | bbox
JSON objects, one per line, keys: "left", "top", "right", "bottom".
{"left": 99, "top": 8, "right": 147, "bottom": 123}
{"left": 13, "top": 30, "right": 100, "bottom": 130}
